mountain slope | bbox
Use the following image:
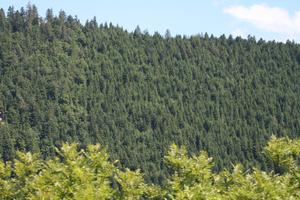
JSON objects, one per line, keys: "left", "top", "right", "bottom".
{"left": 1, "top": 5, "right": 300, "bottom": 184}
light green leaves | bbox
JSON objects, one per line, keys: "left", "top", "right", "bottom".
{"left": 164, "top": 137, "right": 300, "bottom": 200}
{"left": 0, "top": 136, "right": 300, "bottom": 199}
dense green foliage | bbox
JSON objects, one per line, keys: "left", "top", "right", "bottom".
{"left": 1, "top": 5, "right": 300, "bottom": 183}
{"left": 1, "top": 136, "right": 300, "bottom": 199}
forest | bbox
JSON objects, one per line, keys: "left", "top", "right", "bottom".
{"left": 0, "top": 4, "right": 300, "bottom": 185}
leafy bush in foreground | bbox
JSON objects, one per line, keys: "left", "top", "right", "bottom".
{"left": 0, "top": 136, "right": 299, "bottom": 199}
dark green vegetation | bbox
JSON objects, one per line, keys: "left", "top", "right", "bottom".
{"left": 1, "top": 5, "right": 300, "bottom": 184}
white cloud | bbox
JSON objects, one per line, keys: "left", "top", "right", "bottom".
{"left": 224, "top": 4, "right": 300, "bottom": 40}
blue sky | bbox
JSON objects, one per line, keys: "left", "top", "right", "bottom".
{"left": 1, "top": 0, "right": 300, "bottom": 42}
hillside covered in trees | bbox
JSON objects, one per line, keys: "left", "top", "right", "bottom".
{"left": 1, "top": 5, "right": 300, "bottom": 184}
